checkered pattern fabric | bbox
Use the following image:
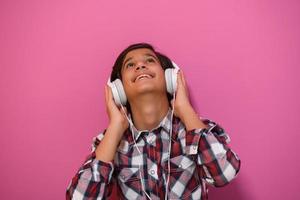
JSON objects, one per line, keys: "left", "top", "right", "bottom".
{"left": 66, "top": 109, "right": 241, "bottom": 199}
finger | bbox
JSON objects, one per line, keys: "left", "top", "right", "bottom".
{"left": 180, "top": 71, "right": 188, "bottom": 92}
{"left": 105, "top": 85, "right": 115, "bottom": 109}
{"left": 183, "top": 72, "right": 189, "bottom": 91}
{"left": 106, "top": 85, "right": 114, "bottom": 102}
{"left": 105, "top": 85, "right": 108, "bottom": 105}
{"left": 180, "top": 70, "right": 187, "bottom": 88}
{"left": 178, "top": 71, "right": 190, "bottom": 97}
{"left": 104, "top": 86, "right": 110, "bottom": 115}
{"left": 177, "top": 70, "right": 183, "bottom": 87}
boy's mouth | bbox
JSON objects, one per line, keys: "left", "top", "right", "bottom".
{"left": 134, "top": 73, "right": 154, "bottom": 82}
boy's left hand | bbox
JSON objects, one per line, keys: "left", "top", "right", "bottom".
{"left": 171, "top": 70, "right": 194, "bottom": 120}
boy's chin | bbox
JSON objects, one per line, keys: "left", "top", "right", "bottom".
{"left": 132, "top": 84, "right": 157, "bottom": 93}
{"left": 129, "top": 88, "right": 165, "bottom": 98}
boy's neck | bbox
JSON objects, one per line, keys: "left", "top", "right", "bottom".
{"left": 130, "top": 93, "right": 169, "bottom": 131}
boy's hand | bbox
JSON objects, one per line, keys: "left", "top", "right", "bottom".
{"left": 171, "top": 70, "right": 193, "bottom": 120}
{"left": 95, "top": 86, "right": 129, "bottom": 162}
{"left": 105, "top": 85, "right": 129, "bottom": 135}
{"left": 172, "top": 70, "right": 208, "bottom": 130}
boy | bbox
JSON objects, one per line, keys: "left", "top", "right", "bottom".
{"left": 66, "top": 43, "right": 241, "bottom": 199}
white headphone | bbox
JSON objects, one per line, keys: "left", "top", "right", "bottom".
{"left": 107, "top": 61, "right": 180, "bottom": 107}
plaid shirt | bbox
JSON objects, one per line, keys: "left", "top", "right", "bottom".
{"left": 66, "top": 108, "right": 241, "bottom": 199}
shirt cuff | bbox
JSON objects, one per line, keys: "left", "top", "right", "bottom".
{"left": 90, "top": 153, "right": 114, "bottom": 183}
{"left": 185, "top": 128, "right": 206, "bottom": 155}
{"left": 79, "top": 151, "right": 114, "bottom": 184}
{"left": 185, "top": 118, "right": 230, "bottom": 155}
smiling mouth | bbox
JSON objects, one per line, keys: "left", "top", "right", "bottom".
{"left": 134, "top": 74, "right": 153, "bottom": 82}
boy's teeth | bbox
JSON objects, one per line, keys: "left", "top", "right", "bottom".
{"left": 136, "top": 74, "right": 151, "bottom": 81}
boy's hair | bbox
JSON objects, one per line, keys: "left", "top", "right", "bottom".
{"left": 110, "top": 42, "right": 175, "bottom": 113}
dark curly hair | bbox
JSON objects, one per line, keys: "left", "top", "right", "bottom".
{"left": 110, "top": 42, "right": 175, "bottom": 113}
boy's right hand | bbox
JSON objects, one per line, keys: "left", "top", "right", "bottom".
{"left": 105, "top": 85, "right": 129, "bottom": 135}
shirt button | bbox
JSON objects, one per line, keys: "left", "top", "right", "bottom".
{"left": 121, "top": 175, "right": 125, "bottom": 180}
{"left": 178, "top": 164, "right": 182, "bottom": 168}
{"left": 150, "top": 170, "right": 155, "bottom": 175}
{"left": 193, "top": 146, "right": 197, "bottom": 150}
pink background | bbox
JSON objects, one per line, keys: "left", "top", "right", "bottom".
{"left": 1, "top": 0, "right": 299, "bottom": 199}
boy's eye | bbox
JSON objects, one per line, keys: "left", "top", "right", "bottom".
{"left": 147, "top": 58, "right": 155, "bottom": 62}
{"left": 126, "top": 62, "right": 134, "bottom": 68}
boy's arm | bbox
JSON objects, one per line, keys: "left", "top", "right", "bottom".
{"left": 66, "top": 130, "right": 116, "bottom": 199}
{"left": 181, "top": 108, "right": 241, "bottom": 187}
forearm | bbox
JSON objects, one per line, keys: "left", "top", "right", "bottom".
{"left": 95, "top": 124, "right": 124, "bottom": 162}
{"left": 66, "top": 127, "right": 120, "bottom": 199}
{"left": 181, "top": 106, "right": 208, "bottom": 131}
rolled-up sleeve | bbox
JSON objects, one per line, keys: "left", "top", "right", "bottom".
{"left": 66, "top": 131, "right": 115, "bottom": 199}
{"left": 185, "top": 119, "right": 241, "bottom": 187}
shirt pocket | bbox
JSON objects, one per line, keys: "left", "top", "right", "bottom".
{"left": 168, "top": 155, "right": 201, "bottom": 199}
{"left": 118, "top": 167, "right": 142, "bottom": 199}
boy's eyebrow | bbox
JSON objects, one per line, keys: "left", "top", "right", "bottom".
{"left": 145, "top": 53, "right": 158, "bottom": 60}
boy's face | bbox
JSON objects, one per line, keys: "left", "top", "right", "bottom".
{"left": 120, "top": 48, "right": 167, "bottom": 102}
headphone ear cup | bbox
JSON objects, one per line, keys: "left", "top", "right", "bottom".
{"left": 165, "top": 68, "right": 178, "bottom": 94}
{"left": 110, "top": 79, "right": 127, "bottom": 106}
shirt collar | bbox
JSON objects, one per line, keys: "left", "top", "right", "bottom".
{"left": 128, "top": 107, "right": 173, "bottom": 142}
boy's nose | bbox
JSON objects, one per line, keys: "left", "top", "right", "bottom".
{"left": 135, "top": 64, "right": 146, "bottom": 71}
